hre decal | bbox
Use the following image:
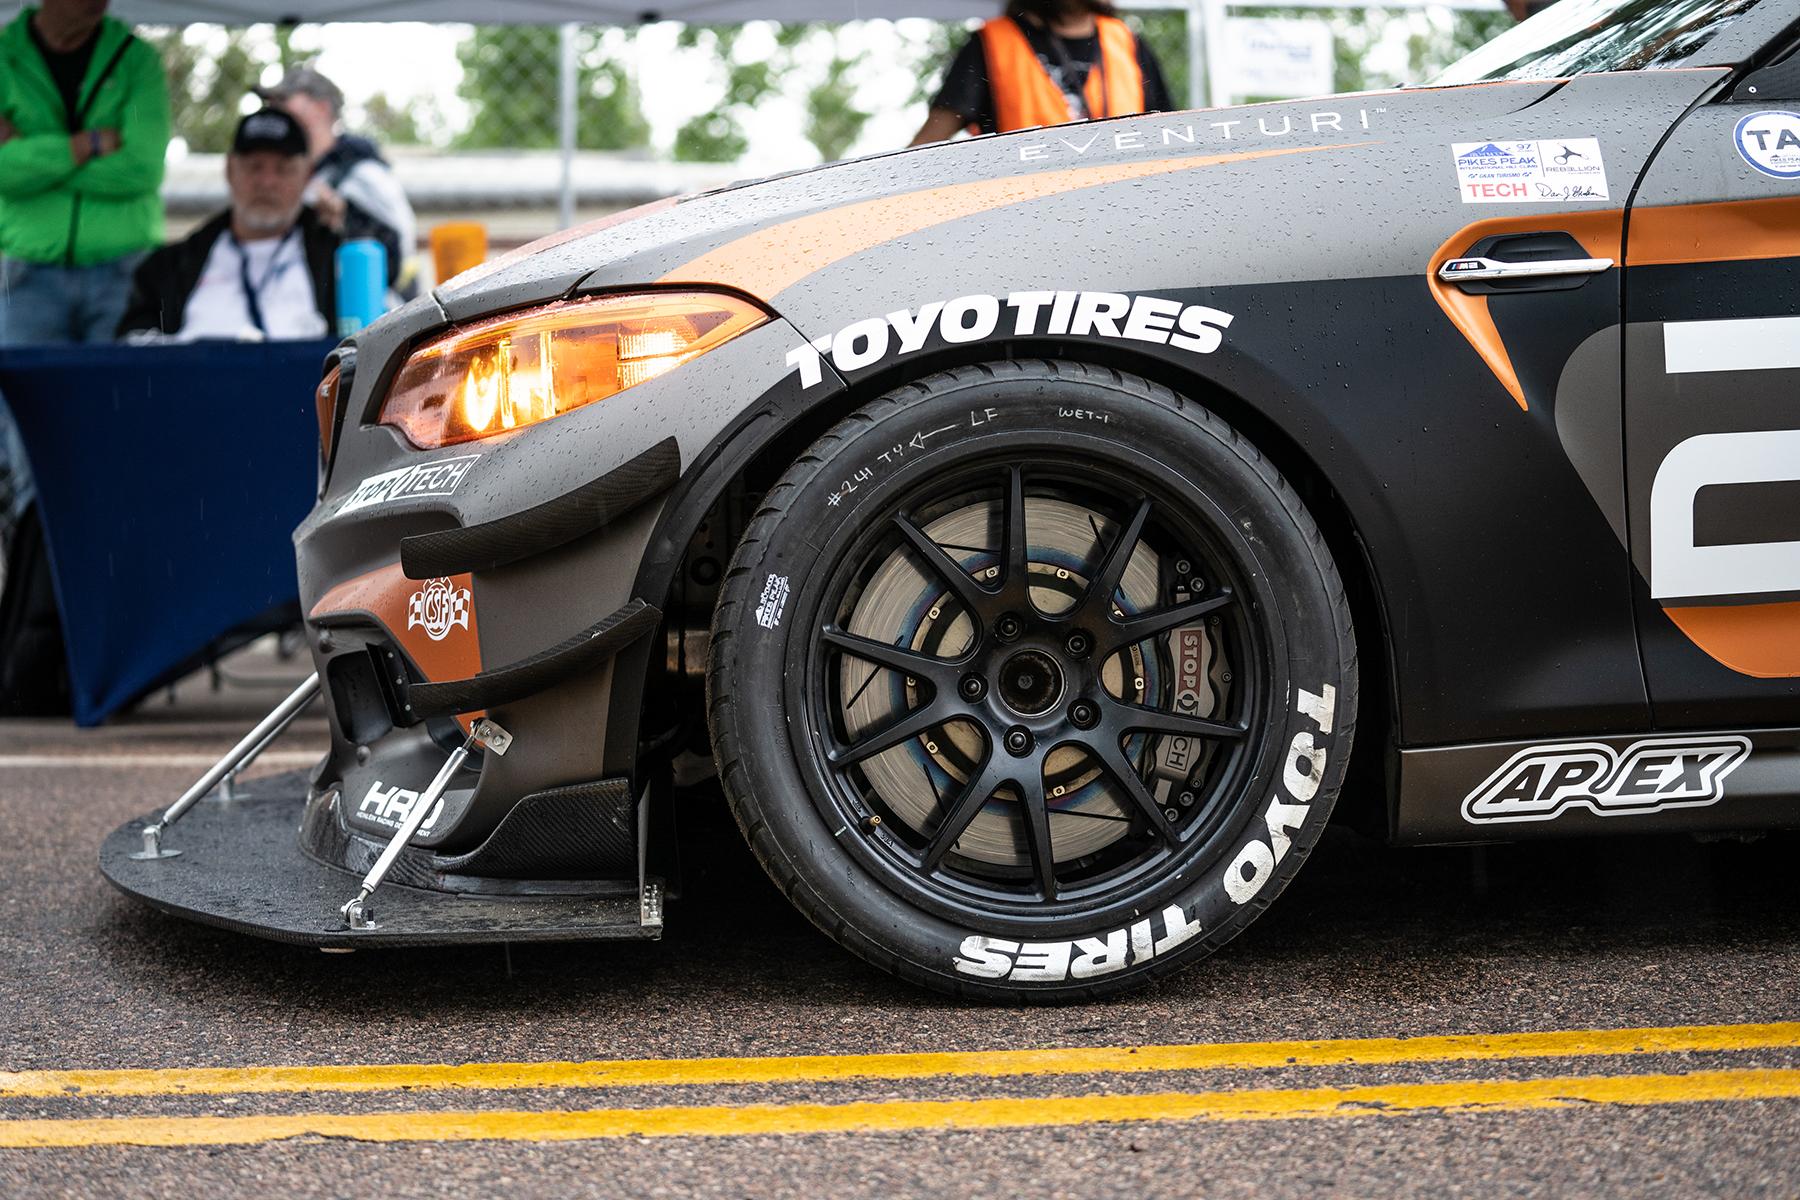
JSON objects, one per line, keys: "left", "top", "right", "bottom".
{"left": 1461, "top": 736, "right": 1752, "bottom": 825}
{"left": 358, "top": 780, "right": 445, "bottom": 833}
{"left": 786, "top": 292, "right": 1235, "bottom": 389}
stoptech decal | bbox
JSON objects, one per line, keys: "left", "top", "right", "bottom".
{"left": 337, "top": 454, "right": 479, "bottom": 515}
{"left": 1451, "top": 138, "right": 1608, "bottom": 203}
{"left": 954, "top": 903, "right": 1204, "bottom": 983}
{"left": 1734, "top": 111, "right": 1800, "bottom": 180}
{"left": 1462, "top": 736, "right": 1752, "bottom": 825}
{"left": 786, "top": 292, "right": 1235, "bottom": 389}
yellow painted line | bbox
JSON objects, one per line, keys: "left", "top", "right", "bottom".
{"left": 4, "top": 1022, "right": 1798, "bottom": 1100}
{"left": 3, "top": 1068, "right": 1799, "bottom": 1148}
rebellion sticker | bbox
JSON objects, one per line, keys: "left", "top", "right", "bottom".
{"left": 786, "top": 292, "right": 1235, "bottom": 389}
{"left": 1461, "top": 735, "right": 1752, "bottom": 824}
{"left": 1734, "top": 111, "right": 1800, "bottom": 180}
{"left": 337, "top": 454, "right": 479, "bottom": 515}
{"left": 1451, "top": 138, "right": 1608, "bottom": 203}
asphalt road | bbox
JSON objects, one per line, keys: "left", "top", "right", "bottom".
{"left": 3, "top": 649, "right": 1798, "bottom": 1198}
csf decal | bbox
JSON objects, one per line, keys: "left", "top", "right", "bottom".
{"left": 407, "top": 578, "right": 472, "bottom": 642}
{"left": 786, "top": 292, "right": 1235, "bottom": 389}
{"left": 1734, "top": 111, "right": 1800, "bottom": 180}
{"left": 1462, "top": 736, "right": 1752, "bottom": 825}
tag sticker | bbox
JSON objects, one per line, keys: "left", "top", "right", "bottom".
{"left": 1451, "top": 138, "right": 1608, "bottom": 203}
{"left": 754, "top": 574, "right": 790, "bottom": 629}
{"left": 1734, "top": 111, "right": 1800, "bottom": 179}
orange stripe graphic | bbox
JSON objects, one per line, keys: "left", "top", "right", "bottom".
{"left": 662, "top": 144, "right": 1362, "bottom": 299}
{"left": 1631, "top": 196, "right": 1800, "bottom": 266}
{"left": 1663, "top": 601, "right": 1800, "bottom": 679}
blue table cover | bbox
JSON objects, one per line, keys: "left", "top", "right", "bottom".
{"left": 0, "top": 340, "right": 334, "bottom": 725}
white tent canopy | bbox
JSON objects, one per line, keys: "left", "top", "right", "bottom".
{"left": 3, "top": 2, "right": 996, "bottom": 19}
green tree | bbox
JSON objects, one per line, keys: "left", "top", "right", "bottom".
{"left": 147, "top": 26, "right": 273, "bottom": 152}
{"left": 456, "top": 26, "right": 649, "bottom": 152}
{"left": 362, "top": 92, "right": 428, "bottom": 146}
{"left": 805, "top": 52, "right": 871, "bottom": 162}
{"left": 672, "top": 23, "right": 806, "bottom": 164}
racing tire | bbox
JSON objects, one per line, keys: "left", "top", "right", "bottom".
{"left": 709, "top": 361, "right": 1356, "bottom": 1000}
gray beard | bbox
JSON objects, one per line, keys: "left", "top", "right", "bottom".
{"left": 236, "top": 203, "right": 302, "bottom": 237}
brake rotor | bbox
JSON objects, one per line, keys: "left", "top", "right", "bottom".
{"left": 839, "top": 496, "right": 1177, "bottom": 868}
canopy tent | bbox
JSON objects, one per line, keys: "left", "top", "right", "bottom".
{"left": 1, "top": 0, "right": 1499, "bottom": 220}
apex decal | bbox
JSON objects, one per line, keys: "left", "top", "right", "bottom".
{"left": 337, "top": 454, "right": 479, "bottom": 515}
{"left": 1462, "top": 736, "right": 1752, "bottom": 825}
{"left": 787, "top": 292, "right": 1235, "bottom": 389}
{"left": 407, "top": 578, "right": 471, "bottom": 642}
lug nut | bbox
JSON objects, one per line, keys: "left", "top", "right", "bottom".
{"left": 995, "top": 614, "right": 1023, "bottom": 641}
{"left": 959, "top": 674, "right": 987, "bottom": 702}
{"left": 1069, "top": 700, "right": 1099, "bottom": 729}
{"left": 1065, "top": 631, "right": 1091, "bottom": 658}
{"left": 1004, "top": 726, "right": 1033, "bottom": 757}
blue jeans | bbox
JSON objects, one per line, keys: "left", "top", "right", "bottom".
{"left": 0, "top": 253, "right": 142, "bottom": 524}
{"left": 0, "top": 254, "right": 143, "bottom": 346}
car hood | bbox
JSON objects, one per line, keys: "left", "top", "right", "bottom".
{"left": 436, "top": 79, "right": 1569, "bottom": 324}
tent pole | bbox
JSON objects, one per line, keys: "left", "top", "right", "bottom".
{"left": 1185, "top": 0, "right": 1207, "bottom": 110}
{"left": 1203, "top": 0, "right": 1229, "bottom": 108}
{"left": 558, "top": 22, "right": 577, "bottom": 230}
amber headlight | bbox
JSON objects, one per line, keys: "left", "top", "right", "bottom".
{"left": 378, "top": 291, "right": 767, "bottom": 449}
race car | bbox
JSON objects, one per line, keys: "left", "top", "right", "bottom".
{"left": 104, "top": 0, "right": 1800, "bottom": 999}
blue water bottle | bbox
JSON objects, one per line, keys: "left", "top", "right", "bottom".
{"left": 335, "top": 239, "right": 388, "bottom": 336}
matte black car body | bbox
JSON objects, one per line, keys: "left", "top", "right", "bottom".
{"left": 106, "top": 3, "right": 1800, "bottom": 962}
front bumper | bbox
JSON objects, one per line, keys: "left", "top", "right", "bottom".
{"left": 100, "top": 771, "right": 660, "bottom": 949}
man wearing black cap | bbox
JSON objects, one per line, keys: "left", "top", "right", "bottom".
{"left": 259, "top": 63, "right": 415, "bottom": 299}
{"left": 117, "top": 107, "right": 337, "bottom": 341}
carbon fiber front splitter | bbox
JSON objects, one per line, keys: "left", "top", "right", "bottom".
{"left": 100, "top": 771, "right": 660, "bottom": 950}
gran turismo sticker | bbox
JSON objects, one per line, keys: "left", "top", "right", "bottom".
{"left": 1734, "top": 111, "right": 1800, "bottom": 179}
{"left": 1451, "top": 138, "right": 1608, "bottom": 203}
{"left": 407, "top": 577, "right": 471, "bottom": 642}
{"left": 1461, "top": 735, "right": 1752, "bottom": 825}
{"left": 357, "top": 780, "right": 444, "bottom": 833}
{"left": 337, "top": 454, "right": 479, "bottom": 515}
{"left": 787, "top": 292, "right": 1234, "bottom": 389}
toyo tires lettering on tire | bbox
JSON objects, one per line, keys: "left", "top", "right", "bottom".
{"left": 708, "top": 361, "right": 1356, "bottom": 1000}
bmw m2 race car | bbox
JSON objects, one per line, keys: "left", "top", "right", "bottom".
{"left": 104, "top": 0, "right": 1800, "bottom": 999}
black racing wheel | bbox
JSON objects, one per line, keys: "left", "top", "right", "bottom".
{"left": 709, "top": 361, "right": 1356, "bottom": 1000}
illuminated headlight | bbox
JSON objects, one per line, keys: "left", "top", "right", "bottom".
{"left": 378, "top": 291, "right": 767, "bottom": 449}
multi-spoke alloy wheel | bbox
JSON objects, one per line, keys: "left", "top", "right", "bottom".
{"left": 710, "top": 362, "right": 1356, "bottom": 1000}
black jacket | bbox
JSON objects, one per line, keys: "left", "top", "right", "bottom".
{"left": 116, "top": 208, "right": 339, "bottom": 339}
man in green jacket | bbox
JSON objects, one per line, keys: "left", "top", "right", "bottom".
{"left": 0, "top": 0, "right": 169, "bottom": 345}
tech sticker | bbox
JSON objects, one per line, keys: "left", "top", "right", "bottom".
{"left": 1735, "top": 111, "right": 1800, "bottom": 179}
{"left": 1452, "top": 138, "right": 1609, "bottom": 203}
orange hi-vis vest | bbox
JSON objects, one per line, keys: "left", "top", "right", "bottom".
{"left": 979, "top": 15, "right": 1146, "bottom": 133}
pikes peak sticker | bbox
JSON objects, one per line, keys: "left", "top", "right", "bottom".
{"left": 1462, "top": 735, "right": 1751, "bottom": 824}
{"left": 1451, "top": 138, "right": 1608, "bottom": 203}
{"left": 1734, "top": 111, "right": 1800, "bottom": 179}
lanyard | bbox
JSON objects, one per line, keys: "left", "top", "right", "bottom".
{"left": 229, "top": 226, "right": 299, "bottom": 338}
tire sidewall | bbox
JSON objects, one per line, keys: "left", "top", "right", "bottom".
{"left": 718, "top": 367, "right": 1352, "bottom": 995}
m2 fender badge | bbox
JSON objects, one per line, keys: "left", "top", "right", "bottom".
{"left": 786, "top": 292, "right": 1235, "bottom": 389}
{"left": 337, "top": 454, "right": 480, "bottom": 515}
{"left": 1462, "top": 735, "right": 1753, "bottom": 825}
{"left": 1734, "top": 111, "right": 1800, "bottom": 180}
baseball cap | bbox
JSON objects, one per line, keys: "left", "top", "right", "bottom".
{"left": 256, "top": 64, "right": 345, "bottom": 114}
{"left": 231, "top": 108, "right": 309, "bottom": 157}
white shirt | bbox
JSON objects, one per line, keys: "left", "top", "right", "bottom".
{"left": 176, "top": 228, "right": 328, "bottom": 342}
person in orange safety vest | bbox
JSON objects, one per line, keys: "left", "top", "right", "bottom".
{"left": 911, "top": 0, "right": 1174, "bottom": 144}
